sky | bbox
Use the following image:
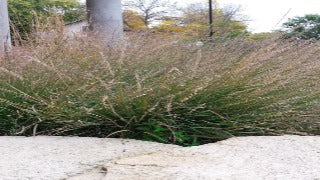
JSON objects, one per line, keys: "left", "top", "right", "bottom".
{"left": 79, "top": 0, "right": 320, "bottom": 33}
{"left": 217, "top": 0, "right": 320, "bottom": 33}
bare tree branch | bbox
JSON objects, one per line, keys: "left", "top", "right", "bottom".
{"left": 123, "top": 0, "right": 176, "bottom": 26}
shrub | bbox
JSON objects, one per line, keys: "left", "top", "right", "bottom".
{"left": 8, "top": 0, "right": 85, "bottom": 40}
{"left": 283, "top": 14, "right": 320, "bottom": 40}
{"left": 0, "top": 33, "right": 319, "bottom": 146}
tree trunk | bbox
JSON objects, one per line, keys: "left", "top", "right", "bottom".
{"left": 86, "top": 0, "right": 124, "bottom": 42}
{"left": 0, "top": 0, "right": 11, "bottom": 55}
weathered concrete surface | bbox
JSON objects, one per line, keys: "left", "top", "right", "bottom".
{"left": 0, "top": 136, "right": 179, "bottom": 180}
{"left": 86, "top": 0, "right": 124, "bottom": 40}
{"left": 0, "top": 136, "right": 319, "bottom": 180}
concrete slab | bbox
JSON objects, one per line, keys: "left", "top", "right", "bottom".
{"left": 0, "top": 136, "right": 319, "bottom": 180}
{"left": 0, "top": 136, "right": 178, "bottom": 180}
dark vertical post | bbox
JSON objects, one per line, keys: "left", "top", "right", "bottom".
{"left": 208, "top": 0, "right": 213, "bottom": 38}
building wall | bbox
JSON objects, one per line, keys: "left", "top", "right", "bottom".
{"left": 65, "top": 20, "right": 88, "bottom": 36}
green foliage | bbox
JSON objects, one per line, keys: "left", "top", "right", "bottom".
{"left": 283, "top": 14, "right": 320, "bottom": 40}
{"left": 8, "top": 0, "right": 85, "bottom": 38}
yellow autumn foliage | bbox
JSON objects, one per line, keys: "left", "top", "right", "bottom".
{"left": 153, "top": 7, "right": 248, "bottom": 40}
{"left": 123, "top": 10, "right": 147, "bottom": 31}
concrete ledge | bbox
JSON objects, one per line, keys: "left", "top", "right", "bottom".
{"left": 1, "top": 136, "right": 319, "bottom": 179}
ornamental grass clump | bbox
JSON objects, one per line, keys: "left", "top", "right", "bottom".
{"left": 0, "top": 32, "right": 319, "bottom": 146}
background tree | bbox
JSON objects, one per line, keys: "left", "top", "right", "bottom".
{"left": 154, "top": 2, "right": 248, "bottom": 40}
{"left": 183, "top": 3, "right": 247, "bottom": 38}
{"left": 123, "top": 10, "right": 148, "bottom": 31}
{"left": 123, "top": 0, "right": 175, "bottom": 26}
{"left": 8, "top": 0, "right": 85, "bottom": 39}
{"left": 283, "top": 14, "right": 320, "bottom": 40}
